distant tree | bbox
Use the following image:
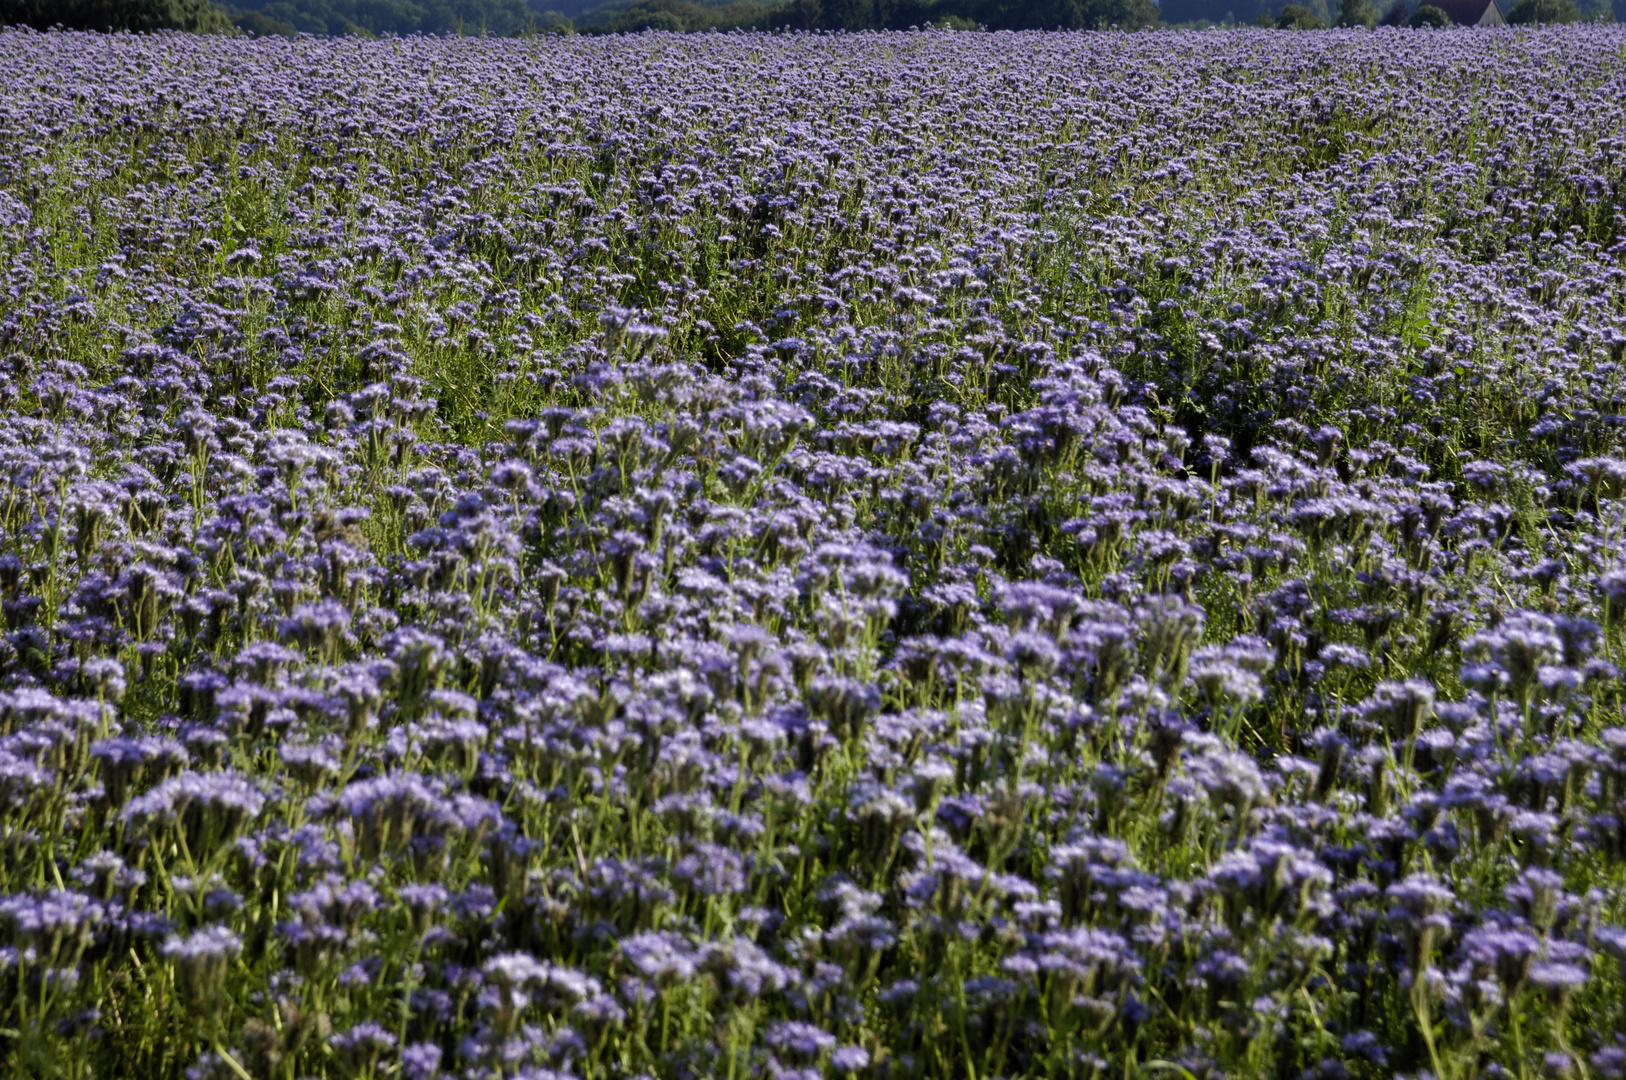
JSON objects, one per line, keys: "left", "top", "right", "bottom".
{"left": 2, "top": 0, "right": 235, "bottom": 29}
{"left": 577, "top": 0, "right": 789, "bottom": 29}
{"left": 1275, "top": 2, "right": 1325, "bottom": 24}
{"left": 974, "top": 0, "right": 1155, "bottom": 28}
{"left": 817, "top": 0, "right": 872, "bottom": 26}
{"left": 1334, "top": 0, "right": 1375, "bottom": 24}
{"left": 624, "top": 5, "right": 679, "bottom": 23}
{"left": 872, "top": 0, "right": 928, "bottom": 25}
{"left": 1407, "top": 1, "right": 1447, "bottom": 23}
{"left": 1080, "top": 0, "right": 1158, "bottom": 27}
{"left": 530, "top": 7, "right": 572, "bottom": 29}
{"left": 1505, "top": 0, "right": 1581, "bottom": 20}
{"left": 229, "top": 0, "right": 543, "bottom": 36}
{"left": 232, "top": 6, "right": 293, "bottom": 31}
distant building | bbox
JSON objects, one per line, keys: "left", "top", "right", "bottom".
{"left": 1433, "top": 0, "right": 1508, "bottom": 22}
{"left": 1386, "top": 0, "right": 1509, "bottom": 22}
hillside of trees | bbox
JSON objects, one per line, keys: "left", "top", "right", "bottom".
{"left": 224, "top": 0, "right": 549, "bottom": 37}
{"left": 2, "top": 0, "right": 234, "bottom": 30}
{"left": 215, "top": 0, "right": 1166, "bottom": 33}
{"left": 2, "top": 0, "right": 1617, "bottom": 44}
{"left": 1157, "top": 0, "right": 1614, "bottom": 23}
{"left": 0, "top": 0, "right": 1224, "bottom": 36}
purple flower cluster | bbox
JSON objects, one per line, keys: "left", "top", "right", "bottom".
{"left": 0, "top": 21, "right": 1623, "bottom": 1080}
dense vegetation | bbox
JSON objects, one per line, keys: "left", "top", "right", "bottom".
{"left": 1156, "top": 0, "right": 1616, "bottom": 29}
{"left": 1505, "top": 0, "right": 1585, "bottom": 22}
{"left": 3, "top": 22, "right": 1626, "bottom": 1080}
{"left": 4, "top": 0, "right": 1166, "bottom": 35}
{"left": 4, "top": 0, "right": 1620, "bottom": 38}
{"left": 0, "top": 0, "right": 232, "bottom": 31}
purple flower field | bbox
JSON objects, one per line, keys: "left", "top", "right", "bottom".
{"left": 0, "top": 22, "right": 1624, "bottom": 1080}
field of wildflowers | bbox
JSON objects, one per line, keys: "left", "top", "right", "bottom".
{"left": 0, "top": 22, "right": 1624, "bottom": 1080}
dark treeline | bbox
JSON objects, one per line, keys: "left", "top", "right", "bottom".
{"left": 2, "top": 0, "right": 236, "bottom": 31}
{"left": 0, "top": 0, "right": 1165, "bottom": 38}
{"left": 1, "top": 0, "right": 564, "bottom": 35}
{"left": 224, "top": 0, "right": 557, "bottom": 38}
{"left": 1, "top": 0, "right": 1616, "bottom": 50}
{"left": 571, "top": 0, "right": 1164, "bottom": 31}
{"left": 1161, "top": 0, "right": 1613, "bottom": 24}
{"left": 778, "top": 0, "right": 1160, "bottom": 30}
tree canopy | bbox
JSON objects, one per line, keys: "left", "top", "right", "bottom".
{"left": 1273, "top": 3, "right": 1325, "bottom": 25}
{"left": 1506, "top": 0, "right": 1583, "bottom": 21}
{"left": 3, "top": 0, "right": 1616, "bottom": 39}
{"left": 4, "top": 0, "right": 1172, "bottom": 33}
{"left": 1333, "top": 0, "right": 1375, "bottom": 25}
{"left": 2, "top": 0, "right": 232, "bottom": 30}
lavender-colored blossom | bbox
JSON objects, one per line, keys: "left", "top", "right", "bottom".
{"left": 0, "top": 25, "right": 1622, "bottom": 1079}
{"left": 161, "top": 926, "right": 241, "bottom": 1015}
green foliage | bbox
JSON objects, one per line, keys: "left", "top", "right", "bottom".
{"left": 577, "top": 0, "right": 782, "bottom": 26}
{"left": 227, "top": 0, "right": 542, "bottom": 35}
{"left": 744, "top": 0, "right": 1154, "bottom": 33}
{"left": 1407, "top": 2, "right": 1448, "bottom": 24}
{"left": 532, "top": 8, "right": 573, "bottom": 29}
{"left": 1506, "top": 0, "right": 1583, "bottom": 20}
{"left": 1276, "top": 2, "right": 1326, "bottom": 25}
{"left": 27, "top": 0, "right": 1602, "bottom": 34}
{"left": 1165, "top": 0, "right": 1274, "bottom": 27}
{"left": 969, "top": 0, "right": 1159, "bottom": 29}
{"left": 2, "top": 0, "right": 1159, "bottom": 35}
{"left": 231, "top": 6, "right": 293, "bottom": 30}
{"left": 1, "top": 0, "right": 234, "bottom": 30}
{"left": 818, "top": 0, "right": 873, "bottom": 25}
{"left": 1334, "top": 0, "right": 1375, "bottom": 26}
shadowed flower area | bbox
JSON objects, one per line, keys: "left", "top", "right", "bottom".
{"left": 0, "top": 21, "right": 1624, "bottom": 1080}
